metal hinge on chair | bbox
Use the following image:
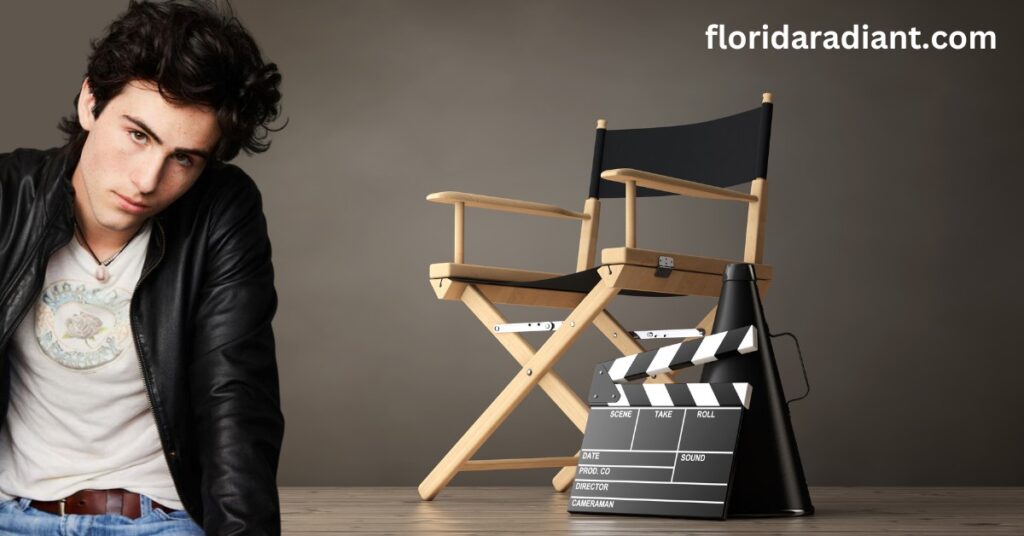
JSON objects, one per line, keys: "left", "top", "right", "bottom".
{"left": 494, "top": 321, "right": 562, "bottom": 333}
{"left": 493, "top": 322, "right": 703, "bottom": 340}
{"left": 630, "top": 328, "right": 703, "bottom": 340}
{"left": 655, "top": 255, "right": 674, "bottom": 277}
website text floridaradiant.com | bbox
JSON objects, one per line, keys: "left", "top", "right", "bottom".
{"left": 706, "top": 24, "right": 997, "bottom": 51}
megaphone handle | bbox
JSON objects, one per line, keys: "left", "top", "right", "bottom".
{"left": 771, "top": 331, "right": 811, "bottom": 405}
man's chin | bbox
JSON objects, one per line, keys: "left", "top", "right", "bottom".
{"left": 95, "top": 212, "right": 148, "bottom": 233}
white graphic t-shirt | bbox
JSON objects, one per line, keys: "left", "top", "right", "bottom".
{"left": 0, "top": 221, "right": 183, "bottom": 509}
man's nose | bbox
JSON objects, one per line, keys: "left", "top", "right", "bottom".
{"left": 132, "top": 154, "right": 165, "bottom": 194}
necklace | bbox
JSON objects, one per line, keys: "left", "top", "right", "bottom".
{"left": 73, "top": 219, "right": 148, "bottom": 282}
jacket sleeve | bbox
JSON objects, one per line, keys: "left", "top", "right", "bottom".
{"left": 188, "top": 172, "right": 284, "bottom": 535}
{"left": 0, "top": 151, "right": 13, "bottom": 208}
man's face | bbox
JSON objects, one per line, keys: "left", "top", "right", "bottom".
{"left": 73, "top": 79, "right": 221, "bottom": 234}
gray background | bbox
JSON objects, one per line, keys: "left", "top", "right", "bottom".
{"left": 2, "top": 1, "right": 1022, "bottom": 486}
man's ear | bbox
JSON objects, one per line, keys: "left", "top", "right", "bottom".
{"left": 77, "top": 78, "right": 97, "bottom": 132}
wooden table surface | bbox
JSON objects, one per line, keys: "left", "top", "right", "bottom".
{"left": 279, "top": 486, "right": 1023, "bottom": 534}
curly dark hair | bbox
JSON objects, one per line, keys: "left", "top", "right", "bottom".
{"left": 60, "top": 0, "right": 283, "bottom": 162}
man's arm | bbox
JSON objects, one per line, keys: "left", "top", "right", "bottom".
{"left": 188, "top": 171, "right": 284, "bottom": 535}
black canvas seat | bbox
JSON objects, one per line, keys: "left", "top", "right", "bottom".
{"left": 436, "top": 266, "right": 734, "bottom": 298}
{"left": 447, "top": 267, "right": 603, "bottom": 293}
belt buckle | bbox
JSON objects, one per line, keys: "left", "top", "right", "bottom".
{"left": 58, "top": 498, "right": 66, "bottom": 516}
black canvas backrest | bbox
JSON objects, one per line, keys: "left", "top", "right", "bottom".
{"left": 589, "top": 101, "right": 773, "bottom": 198}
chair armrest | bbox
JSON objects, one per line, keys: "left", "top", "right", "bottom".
{"left": 427, "top": 191, "right": 589, "bottom": 220}
{"left": 600, "top": 168, "right": 758, "bottom": 203}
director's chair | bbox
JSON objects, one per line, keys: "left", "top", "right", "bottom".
{"left": 420, "top": 93, "right": 776, "bottom": 500}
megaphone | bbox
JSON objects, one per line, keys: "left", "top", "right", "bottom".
{"left": 699, "top": 263, "right": 814, "bottom": 516}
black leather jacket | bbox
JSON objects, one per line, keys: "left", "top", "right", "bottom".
{"left": 0, "top": 143, "right": 284, "bottom": 534}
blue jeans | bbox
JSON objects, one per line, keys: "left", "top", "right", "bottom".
{"left": 0, "top": 496, "right": 204, "bottom": 535}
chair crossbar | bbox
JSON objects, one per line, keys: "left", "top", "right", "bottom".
{"left": 462, "top": 456, "right": 580, "bottom": 472}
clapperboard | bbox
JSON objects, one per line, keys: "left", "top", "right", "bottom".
{"left": 568, "top": 325, "right": 757, "bottom": 519}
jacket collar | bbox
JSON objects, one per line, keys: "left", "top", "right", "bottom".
{"left": 46, "top": 140, "right": 82, "bottom": 243}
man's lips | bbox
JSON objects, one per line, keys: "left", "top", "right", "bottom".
{"left": 113, "top": 192, "right": 149, "bottom": 213}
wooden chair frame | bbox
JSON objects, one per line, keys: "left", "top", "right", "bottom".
{"left": 419, "top": 93, "right": 775, "bottom": 501}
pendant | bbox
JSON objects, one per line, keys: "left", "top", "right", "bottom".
{"left": 95, "top": 264, "right": 109, "bottom": 282}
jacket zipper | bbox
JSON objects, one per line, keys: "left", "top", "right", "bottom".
{"left": 128, "top": 219, "right": 191, "bottom": 512}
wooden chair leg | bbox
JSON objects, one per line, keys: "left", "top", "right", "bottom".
{"left": 695, "top": 304, "right": 718, "bottom": 336}
{"left": 462, "top": 286, "right": 589, "bottom": 430}
{"left": 463, "top": 285, "right": 593, "bottom": 492}
{"left": 552, "top": 327, "right": 636, "bottom": 496}
{"left": 549, "top": 309, "right": 647, "bottom": 492}
{"left": 593, "top": 310, "right": 646, "bottom": 356}
{"left": 552, "top": 463, "right": 577, "bottom": 492}
{"left": 418, "top": 285, "right": 619, "bottom": 500}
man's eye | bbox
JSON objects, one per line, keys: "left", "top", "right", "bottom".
{"left": 129, "top": 130, "right": 148, "bottom": 144}
{"left": 173, "top": 153, "right": 194, "bottom": 168}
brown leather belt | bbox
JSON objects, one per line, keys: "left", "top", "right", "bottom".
{"left": 27, "top": 489, "right": 174, "bottom": 518}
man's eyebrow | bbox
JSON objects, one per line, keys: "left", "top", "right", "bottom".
{"left": 123, "top": 115, "right": 163, "bottom": 145}
{"left": 123, "top": 115, "right": 212, "bottom": 160}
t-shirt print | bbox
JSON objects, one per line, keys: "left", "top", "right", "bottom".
{"left": 34, "top": 280, "right": 133, "bottom": 370}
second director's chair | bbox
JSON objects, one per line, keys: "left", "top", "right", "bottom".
{"left": 420, "top": 93, "right": 776, "bottom": 500}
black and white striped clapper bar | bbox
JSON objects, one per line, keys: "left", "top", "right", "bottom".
{"left": 568, "top": 325, "right": 757, "bottom": 519}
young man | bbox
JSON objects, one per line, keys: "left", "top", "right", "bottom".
{"left": 0, "top": 1, "right": 285, "bottom": 534}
